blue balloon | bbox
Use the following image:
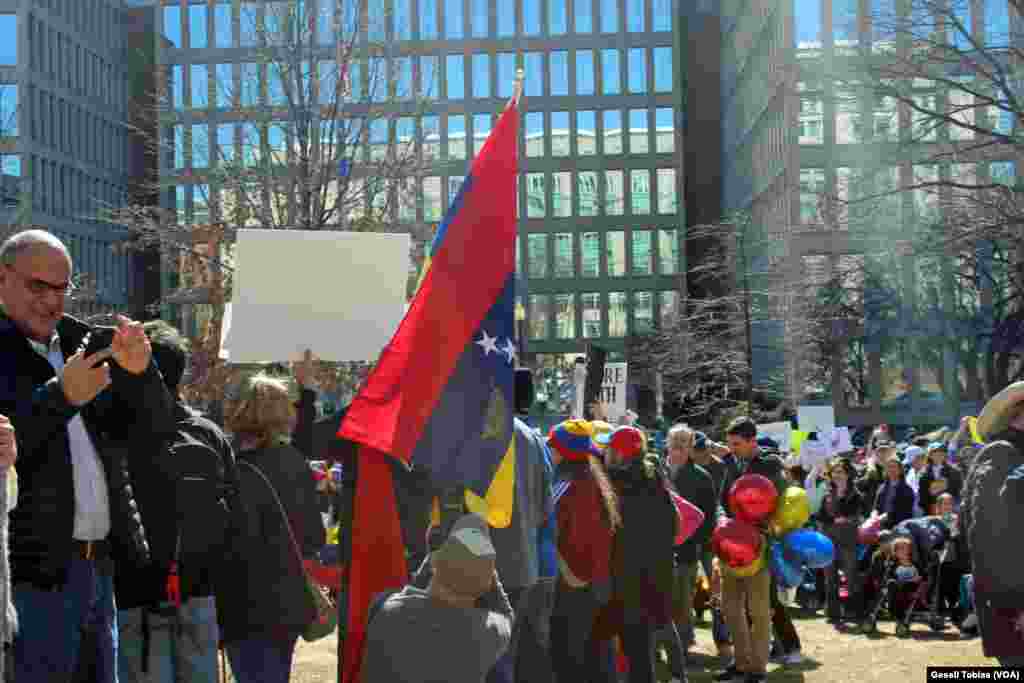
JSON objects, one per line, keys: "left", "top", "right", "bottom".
{"left": 784, "top": 529, "right": 835, "bottom": 569}
{"left": 770, "top": 542, "right": 804, "bottom": 588}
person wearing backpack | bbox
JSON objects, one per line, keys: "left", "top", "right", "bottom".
{"left": 112, "top": 321, "right": 238, "bottom": 683}
{"left": 218, "top": 373, "right": 325, "bottom": 683}
{"left": 961, "top": 381, "right": 1024, "bottom": 667}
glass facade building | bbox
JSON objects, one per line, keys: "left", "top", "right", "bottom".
{"left": 152, "top": 0, "right": 685, "bottom": 366}
{"left": 0, "top": 0, "right": 135, "bottom": 314}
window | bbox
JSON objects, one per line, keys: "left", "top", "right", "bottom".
{"left": 394, "top": 0, "right": 413, "bottom": 39}
{"left": 912, "top": 164, "right": 939, "bottom": 222}
{"left": 318, "top": 0, "right": 337, "bottom": 44}
{"left": 576, "top": 50, "right": 595, "bottom": 96}
{"left": 601, "top": 49, "right": 620, "bottom": 95}
{"left": 0, "top": 85, "right": 16, "bottom": 137}
{"left": 608, "top": 292, "right": 627, "bottom": 337}
{"left": 553, "top": 233, "right": 574, "bottom": 277}
{"left": 446, "top": 55, "right": 465, "bottom": 99}
{"left": 581, "top": 233, "right": 600, "bottom": 277}
{"left": 191, "top": 122, "right": 208, "bottom": 166}
{"left": 395, "top": 57, "right": 414, "bottom": 100}
{"left": 216, "top": 123, "right": 235, "bottom": 163}
{"left": 633, "top": 292, "right": 653, "bottom": 333}
{"left": 240, "top": 63, "right": 259, "bottom": 106}
{"left": 445, "top": 0, "right": 464, "bottom": 38}
{"left": 214, "top": 3, "right": 233, "bottom": 47}
{"left": 471, "top": 0, "right": 488, "bottom": 37}
{"left": 582, "top": 293, "right": 602, "bottom": 338}
{"left": 421, "top": 0, "right": 439, "bottom": 38}
{"left": 368, "top": 119, "right": 389, "bottom": 161}
{"left": 627, "top": 48, "right": 646, "bottom": 94}
{"left": 655, "top": 108, "right": 674, "bottom": 153}
{"left": 991, "top": 160, "right": 1015, "bottom": 186}
{"left": 174, "top": 186, "right": 187, "bottom": 224}
{"left": 190, "top": 64, "right": 209, "bottom": 109}
{"left": 448, "top": 114, "right": 466, "bottom": 160}
{"left": 632, "top": 230, "right": 652, "bottom": 275}
{"left": 423, "top": 176, "right": 443, "bottom": 221}
{"left": 657, "top": 168, "right": 676, "bottom": 214}
{"left": 527, "top": 234, "right": 548, "bottom": 278}
{"left": 799, "top": 168, "right": 825, "bottom": 223}
{"left": 629, "top": 109, "right": 648, "bottom": 153}
{"left": 524, "top": 0, "right": 541, "bottom": 35}
{"left": 603, "top": 110, "right": 622, "bottom": 154}
{"left": 949, "top": 88, "right": 975, "bottom": 140}
{"left": 423, "top": 115, "right": 440, "bottom": 159}
{"left": 1, "top": 154, "right": 20, "bottom": 177}
{"left": 603, "top": 170, "right": 624, "bottom": 215}
{"left": 986, "top": 0, "right": 1010, "bottom": 44}
{"left": 607, "top": 231, "right": 625, "bottom": 276}
{"left": 576, "top": 0, "right": 593, "bottom": 32}
{"left": 577, "top": 111, "right": 596, "bottom": 155}
{"left": 552, "top": 172, "right": 572, "bottom": 217}
{"left": 653, "top": 0, "right": 671, "bottom": 31}
{"left": 550, "top": 0, "right": 568, "bottom": 35}
{"left": 526, "top": 173, "right": 546, "bottom": 217}
{"left": 950, "top": 0, "right": 971, "bottom": 51}
{"left": 473, "top": 113, "right": 491, "bottom": 154}
{"left": 631, "top": 170, "right": 650, "bottom": 214}
{"left": 162, "top": 6, "right": 181, "bottom": 49}
{"left": 528, "top": 294, "right": 550, "bottom": 340}
{"left": 835, "top": 166, "right": 856, "bottom": 226}
{"left": 421, "top": 56, "right": 439, "bottom": 99}
{"left": 472, "top": 54, "right": 490, "bottom": 98}
{"left": 872, "top": 0, "right": 896, "bottom": 51}
{"left": 189, "top": 4, "right": 208, "bottom": 49}
{"left": 554, "top": 294, "right": 576, "bottom": 339}
{"left": 171, "top": 65, "right": 184, "bottom": 109}
{"left": 578, "top": 171, "right": 599, "bottom": 216}
{"left": 835, "top": 88, "right": 861, "bottom": 144}
{"left": 497, "top": 53, "right": 516, "bottom": 98}
{"left": 550, "top": 52, "right": 569, "bottom": 96}
{"left": 240, "top": 2, "right": 259, "bottom": 47}
{"left": 447, "top": 175, "right": 465, "bottom": 207}
{"left": 525, "top": 53, "right": 543, "bottom": 98}
{"left": 799, "top": 98, "right": 824, "bottom": 144}
{"left": 627, "top": 0, "right": 643, "bottom": 32}
{"left": 795, "top": 0, "right": 821, "bottom": 51}
{"left": 833, "top": 0, "right": 859, "bottom": 52}
{"left": 551, "top": 112, "right": 570, "bottom": 157}
{"left": 653, "top": 47, "right": 672, "bottom": 93}
{"left": 653, "top": 291, "right": 678, "bottom": 327}
{"left": 397, "top": 116, "right": 416, "bottom": 157}
{"left": 497, "top": 0, "right": 514, "bottom": 37}
{"left": 215, "top": 64, "right": 233, "bottom": 107}
{"left": 239, "top": 122, "right": 259, "bottom": 167}
{"left": 173, "top": 124, "right": 185, "bottom": 169}
{"left": 658, "top": 229, "right": 677, "bottom": 274}
{"left": 601, "top": 0, "right": 618, "bottom": 33}
{"left": 873, "top": 90, "right": 898, "bottom": 141}
{"left": 525, "top": 111, "right": 544, "bottom": 157}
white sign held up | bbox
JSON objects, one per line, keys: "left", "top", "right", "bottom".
{"left": 599, "top": 362, "right": 628, "bottom": 423}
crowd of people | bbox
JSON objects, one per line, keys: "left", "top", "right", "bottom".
{"left": 0, "top": 226, "right": 1022, "bottom": 683}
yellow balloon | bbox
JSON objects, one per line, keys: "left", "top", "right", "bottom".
{"left": 725, "top": 545, "right": 766, "bottom": 578}
{"left": 769, "top": 486, "right": 811, "bottom": 538}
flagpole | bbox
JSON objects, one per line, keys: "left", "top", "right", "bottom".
{"left": 512, "top": 67, "right": 525, "bottom": 108}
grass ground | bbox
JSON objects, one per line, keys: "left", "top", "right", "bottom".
{"left": 288, "top": 609, "right": 993, "bottom": 682}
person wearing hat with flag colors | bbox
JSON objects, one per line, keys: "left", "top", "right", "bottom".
{"left": 546, "top": 420, "right": 620, "bottom": 683}
{"left": 961, "top": 381, "right": 1024, "bottom": 667}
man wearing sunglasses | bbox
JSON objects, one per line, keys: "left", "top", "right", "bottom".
{"left": 0, "top": 230, "right": 174, "bottom": 683}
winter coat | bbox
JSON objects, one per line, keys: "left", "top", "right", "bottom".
{"left": 918, "top": 462, "right": 963, "bottom": 512}
{"left": 872, "top": 479, "right": 916, "bottom": 529}
{"left": 555, "top": 461, "right": 614, "bottom": 588}
{"left": 671, "top": 461, "right": 717, "bottom": 563}
{"left": 819, "top": 484, "right": 863, "bottom": 548}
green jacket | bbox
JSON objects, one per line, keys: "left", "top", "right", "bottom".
{"left": 672, "top": 461, "right": 717, "bottom": 563}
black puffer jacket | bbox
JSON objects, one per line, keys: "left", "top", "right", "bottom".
{"left": 0, "top": 313, "right": 174, "bottom": 589}
{"left": 216, "top": 443, "right": 325, "bottom": 642}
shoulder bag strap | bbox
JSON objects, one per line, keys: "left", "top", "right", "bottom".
{"left": 237, "top": 460, "right": 308, "bottom": 574}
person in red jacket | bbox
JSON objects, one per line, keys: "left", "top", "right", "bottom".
{"left": 547, "top": 420, "right": 620, "bottom": 683}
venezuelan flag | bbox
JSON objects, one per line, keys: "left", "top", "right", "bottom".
{"left": 338, "top": 100, "right": 519, "bottom": 683}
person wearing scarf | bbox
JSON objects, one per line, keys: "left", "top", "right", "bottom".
{"left": 818, "top": 458, "right": 864, "bottom": 628}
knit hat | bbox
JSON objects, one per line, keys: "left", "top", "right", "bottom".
{"left": 548, "top": 420, "right": 601, "bottom": 463}
{"left": 432, "top": 514, "right": 496, "bottom": 600}
{"left": 607, "top": 426, "right": 646, "bottom": 461}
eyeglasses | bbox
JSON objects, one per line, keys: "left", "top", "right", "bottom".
{"left": 5, "top": 266, "right": 76, "bottom": 297}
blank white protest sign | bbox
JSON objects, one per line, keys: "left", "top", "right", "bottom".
{"left": 226, "top": 229, "right": 411, "bottom": 363}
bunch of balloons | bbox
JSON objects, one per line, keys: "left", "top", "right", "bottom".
{"left": 711, "top": 473, "right": 835, "bottom": 584}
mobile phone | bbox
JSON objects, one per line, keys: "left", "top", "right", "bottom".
{"left": 83, "top": 326, "right": 117, "bottom": 365}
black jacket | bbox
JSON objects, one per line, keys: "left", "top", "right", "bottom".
{"left": 671, "top": 461, "right": 717, "bottom": 563}
{"left": 0, "top": 313, "right": 174, "bottom": 589}
{"left": 918, "top": 462, "right": 963, "bottom": 512}
{"left": 216, "top": 443, "right": 325, "bottom": 642}
{"left": 872, "top": 479, "right": 916, "bottom": 529}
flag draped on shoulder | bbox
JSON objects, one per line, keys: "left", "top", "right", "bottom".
{"left": 338, "top": 101, "right": 520, "bottom": 683}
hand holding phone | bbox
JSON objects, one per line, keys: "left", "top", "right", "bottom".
{"left": 83, "top": 326, "right": 118, "bottom": 366}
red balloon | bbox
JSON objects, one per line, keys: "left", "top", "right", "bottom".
{"left": 728, "top": 474, "right": 779, "bottom": 525}
{"left": 711, "top": 518, "right": 764, "bottom": 569}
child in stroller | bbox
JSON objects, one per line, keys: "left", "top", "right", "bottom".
{"left": 860, "top": 516, "right": 951, "bottom": 637}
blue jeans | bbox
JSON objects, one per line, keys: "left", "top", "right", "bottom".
{"left": 13, "top": 557, "right": 119, "bottom": 683}
{"left": 117, "top": 596, "right": 219, "bottom": 683}
{"left": 225, "top": 634, "right": 299, "bottom": 683}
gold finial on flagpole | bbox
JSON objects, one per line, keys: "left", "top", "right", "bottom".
{"left": 512, "top": 68, "right": 525, "bottom": 107}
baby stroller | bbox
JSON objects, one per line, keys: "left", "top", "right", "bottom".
{"left": 860, "top": 516, "right": 950, "bottom": 637}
